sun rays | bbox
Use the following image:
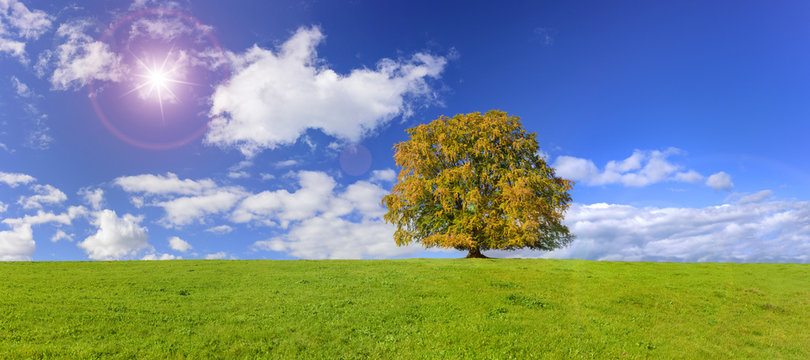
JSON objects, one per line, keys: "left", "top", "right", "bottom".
{"left": 123, "top": 48, "right": 196, "bottom": 123}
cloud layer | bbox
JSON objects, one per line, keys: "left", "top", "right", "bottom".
{"left": 206, "top": 26, "right": 447, "bottom": 156}
{"left": 49, "top": 20, "right": 124, "bottom": 90}
{"left": 113, "top": 169, "right": 417, "bottom": 259}
{"left": 78, "top": 209, "right": 148, "bottom": 260}
{"left": 0, "top": 0, "right": 52, "bottom": 62}
{"left": 492, "top": 192, "right": 810, "bottom": 263}
{"left": 553, "top": 148, "right": 733, "bottom": 190}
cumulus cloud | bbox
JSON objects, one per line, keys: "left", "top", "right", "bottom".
{"left": 116, "top": 173, "right": 246, "bottom": 227}
{"left": 205, "top": 224, "right": 232, "bottom": 234}
{"left": 1, "top": 0, "right": 52, "bottom": 38}
{"left": 227, "top": 171, "right": 249, "bottom": 179}
{"left": 247, "top": 170, "right": 419, "bottom": 259}
{"left": 205, "top": 26, "right": 447, "bottom": 156}
{"left": 553, "top": 148, "right": 726, "bottom": 188}
{"left": 168, "top": 236, "right": 191, "bottom": 252}
{"left": 18, "top": 184, "right": 67, "bottom": 209}
{"left": 157, "top": 190, "right": 244, "bottom": 227}
{"left": 78, "top": 210, "right": 149, "bottom": 260}
{"left": 231, "top": 171, "right": 336, "bottom": 227}
{"left": 0, "top": 201, "right": 6, "bottom": 213}
{"left": 0, "top": 223, "right": 34, "bottom": 261}
{"left": 491, "top": 194, "right": 810, "bottom": 263}
{"left": 706, "top": 171, "right": 734, "bottom": 191}
{"left": 0, "top": 206, "right": 86, "bottom": 260}
{"left": 109, "top": 170, "right": 422, "bottom": 259}
{"left": 369, "top": 169, "right": 396, "bottom": 183}
{"left": 0, "top": 0, "right": 52, "bottom": 62}
{"left": 205, "top": 251, "right": 226, "bottom": 260}
{"left": 49, "top": 20, "right": 124, "bottom": 90}
{"left": 2, "top": 206, "right": 87, "bottom": 227}
{"left": 0, "top": 172, "right": 35, "bottom": 187}
{"left": 51, "top": 229, "right": 72, "bottom": 242}
{"left": 78, "top": 187, "right": 104, "bottom": 210}
{"left": 115, "top": 173, "right": 217, "bottom": 196}
{"left": 142, "top": 253, "right": 178, "bottom": 260}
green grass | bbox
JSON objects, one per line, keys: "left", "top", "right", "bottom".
{"left": 1, "top": 259, "right": 808, "bottom": 359}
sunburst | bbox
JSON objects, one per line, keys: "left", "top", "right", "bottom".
{"left": 123, "top": 48, "right": 195, "bottom": 123}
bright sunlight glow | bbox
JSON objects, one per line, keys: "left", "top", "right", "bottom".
{"left": 123, "top": 48, "right": 195, "bottom": 123}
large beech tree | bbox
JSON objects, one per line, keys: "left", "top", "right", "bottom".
{"left": 382, "top": 110, "right": 574, "bottom": 258}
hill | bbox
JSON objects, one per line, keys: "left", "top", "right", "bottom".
{"left": 1, "top": 259, "right": 808, "bottom": 359}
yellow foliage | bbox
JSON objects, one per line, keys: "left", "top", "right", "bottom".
{"left": 382, "top": 110, "right": 574, "bottom": 255}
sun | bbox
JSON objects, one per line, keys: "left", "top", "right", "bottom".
{"left": 123, "top": 48, "right": 195, "bottom": 123}
{"left": 147, "top": 69, "right": 168, "bottom": 88}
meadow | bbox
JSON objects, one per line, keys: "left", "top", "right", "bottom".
{"left": 1, "top": 259, "right": 808, "bottom": 359}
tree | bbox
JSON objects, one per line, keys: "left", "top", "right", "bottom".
{"left": 382, "top": 110, "right": 574, "bottom": 258}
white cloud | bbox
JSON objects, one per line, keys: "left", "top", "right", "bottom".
{"left": 0, "top": 201, "right": 6, "bottom": 213}
{"left": 0, "top": 35, "right": 25, "bottom": 60}
{"left": 116, "top": 173, "right": 246, "bottom": 227}
{"left": 255, "top": 216, "right": 414, "bottom": 260}
{"left": 168, "top": 236, "right": 191, "bottom": 252}
{"left": 260, "top": 173, "right": 275, "bottom": 181}
{"left": 205, "top": 224, "right": 232, "bottom": 234}
{"left": 11, "top": 76, "right": 34, "bottom": 97}
{"left": 78, "top": 187, "right": 104, "bottom": 210}
{"left": 18, "top": 184, "right": 67, "bottom": 209}
{"left": 50, "top": 20, "right": 124, "bottom": 90}
{"left": 115, "top": 173, "right": 217, "bottom": 196}
{"left": 728, "top": 190, "right": 772, "bottom": 204}
{"left": 0, "top": 171, "right": 36, "bottom": 187}
{"left": 553, "top": 155, "right": 599, "bottom": 181}
{"left": 78, "top": 210, "right": 149, "bottom": 260}
{"left": 1, "top": 0, "right": 52, "bottom": 39}
{"left": 130, "top": 196, "right": 144, "bottom": 208}
{"left": 227, "top": 171, "right": 249, "bottom": 179}
{"left": 157, "top": 190, "right": 244, "bottom": 227}
{"left": 369, "top": 169, "right": 396, "bottom": 183}
{"left": 275, "top": 160, "right": 298, "bottom": 168}
{"left": 231, "top": 171, "right": 336, "bottom": 227}
{"left": 2, "top": 206, "right": 86, "bottom": 227}
{"left": 491, "top": 195, "right": 810, "bottom": 263}
{"left": 128, "top": 16, "right": 204, "bottom": 41}
{"left": 706, "top": 171, "right": 734, "bottom": 191}
{"left": 0, "top": 223, "right": 33, "bottom": 261}
{"left": 205, "top": 26, "right": 446, "bottom": 156}
{"left": 673, "top": 170, "right": 703, "bottom": 183}
{"left": 142, "top": 253, "right": 178, "bottom": 260}
{"left": 247, "top": 170, "right": 421, "bottom": 259}
{"left": 128, "top": 0, "right": 183, "bottom": 11}
{"left": 205, "top": 251, "right": 226, "bottom": 260}
{"left": 553, "top": 148, "right": 720, "bottom": 188}
{"left": 0, "top": 205, "right": 86, "bottom": 261}
{"left": 0, "top": 0, "right": 52, "bottom": 62}
{"left": 50, "top": 229, "right": 72, "bottom": 242}
{"left": 339, "top": 181, "right": 388, "bottom": 218}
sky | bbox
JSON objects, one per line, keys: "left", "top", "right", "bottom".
{"left": 1, "top": 0, "right": 809, "bottom": 262}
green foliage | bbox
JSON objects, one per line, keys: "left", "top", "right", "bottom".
{"left": 383, "top": 110, "right": 574, "bottom": 255}
{"left": 1, "top": 260, "right": 808, "bottom": 359}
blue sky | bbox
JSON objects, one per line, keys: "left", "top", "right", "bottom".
{"left": 1, "top": 0, "right": 808, "bottom": 262}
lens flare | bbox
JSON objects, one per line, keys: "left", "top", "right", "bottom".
{"left": 123, "top": 48, "right": 195, "bottom": 123}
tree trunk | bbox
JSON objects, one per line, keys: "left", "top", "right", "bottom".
{"left": 465, "top": 246, "right": 489, "bottom": 258}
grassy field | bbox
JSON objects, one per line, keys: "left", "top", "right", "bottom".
{"left": 1, "top": 259, "right": 808, "bottom": 359}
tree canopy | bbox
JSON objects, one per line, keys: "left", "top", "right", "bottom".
{"left": 382, "top": 110, "right": 574, "bottom": 258}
